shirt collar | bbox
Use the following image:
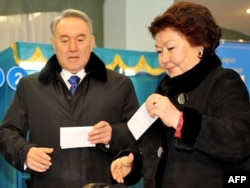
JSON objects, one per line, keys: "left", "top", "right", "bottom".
{"left": 60, "top": 69, "right": 86, "bottom": 89}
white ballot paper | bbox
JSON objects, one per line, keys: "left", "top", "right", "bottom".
{"left": 128, "top": 102, "right": 158, "bottom": 140}
{"left": 60, "top": 126, "right": 95, "bottom": 149}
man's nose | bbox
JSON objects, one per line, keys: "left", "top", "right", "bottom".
{"left": 69, "top": 40, "right": 77, "bottom": 51}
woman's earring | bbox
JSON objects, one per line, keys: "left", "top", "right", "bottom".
{"left": 198, "top": 50, "right": 203, "bottom": 58}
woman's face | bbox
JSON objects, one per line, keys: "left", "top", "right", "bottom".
{"left": 155, "top": 28, "right": 202, "bottom": 78}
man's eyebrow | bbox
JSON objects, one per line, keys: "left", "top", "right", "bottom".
{"left": 59, "top": 34, "right": 86, "bottom": 38}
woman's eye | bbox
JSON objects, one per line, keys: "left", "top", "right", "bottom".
{"left": 168, "top": 47, "right": 174, "bottom": 51}
{"left": 156, "top": 49, "right": 162, "bottom": 54}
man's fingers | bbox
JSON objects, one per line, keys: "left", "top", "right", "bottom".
{"left": 26, "top": 147, "right": 54, "bottom": 172}
{"left": 88, "top": 122, "right": 112, "bottom": 144}
{"left": 28, "top": 160, "right": 51, "bottom": 172}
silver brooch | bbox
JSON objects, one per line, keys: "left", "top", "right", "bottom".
{"left": 157, "top": 146, "right": 164, "bottom": 158}
{"left": 177, "top": 93, "right": 188, "bottom": 105}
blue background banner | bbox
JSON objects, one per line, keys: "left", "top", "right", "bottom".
{"left": 217, "top": 42, "right": 250, "bottom": 91}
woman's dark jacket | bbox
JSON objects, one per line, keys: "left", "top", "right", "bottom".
{"left": 0, "top": 52, "right": 139, "bottom": 188}
{"left": 118, "top": 54, "right": 250, "bottom": 188}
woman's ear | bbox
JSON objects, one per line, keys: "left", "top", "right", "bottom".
{"left": 197, "top": 47, "right": 204, "bottom": 58}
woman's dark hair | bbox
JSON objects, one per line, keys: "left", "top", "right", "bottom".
{"left": 148, "top": 1, "right": 221, "bottom": 57}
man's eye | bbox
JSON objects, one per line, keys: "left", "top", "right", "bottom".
{"left": 76, "top": 38, "right": 84, "bottom": 44}
{"left": 168, "top": 47, "right": 174, "bottom": 51}
{"left": 61, "top": 39, "right": 69, "bottom": 43}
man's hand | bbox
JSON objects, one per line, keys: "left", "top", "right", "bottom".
{"left": 88, "top": 121, "right": 112, "bottom": 145}
{"left": 25, "top": 147, "right": 54, "bottom": 172}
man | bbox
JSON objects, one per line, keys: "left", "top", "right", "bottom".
{"left": 0, "top": 9, "right": 138, "bottom": 188}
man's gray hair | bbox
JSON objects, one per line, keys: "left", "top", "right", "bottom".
{"left": 50, "top": 8, "right": 93, "bottom": 36}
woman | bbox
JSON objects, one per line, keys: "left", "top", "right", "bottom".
{"left": 110, "top": 2, "right": 250, "bottom": 188}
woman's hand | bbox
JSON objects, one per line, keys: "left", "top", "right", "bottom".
{"left": 110, "top": 153, "right": 134, "bottom": 183}
{"left": 146, "top": 93, "right": 181, "bottom": 129}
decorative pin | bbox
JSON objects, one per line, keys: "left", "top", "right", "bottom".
{"left": 157, "top": 146, "right": 164, "bottom": 158}
{"left": 177, "top": 93, "right": 188, "bottom": 104}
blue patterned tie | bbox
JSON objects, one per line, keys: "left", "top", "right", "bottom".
{"left": 68, "top": 75, "right": 80, "bottom": 95}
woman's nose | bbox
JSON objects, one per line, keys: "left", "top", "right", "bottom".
{"left": 161, "top": 51, "right": 169, "bottom": 63}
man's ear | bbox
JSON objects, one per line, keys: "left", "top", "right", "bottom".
{"left": 91, "top": 35, "right": 96, "bottom": 51}
{"left": 51, "top": 38, "right": 56, "bottom": 53}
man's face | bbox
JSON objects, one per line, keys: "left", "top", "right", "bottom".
{"left": 51, "top": 17, "right": 95, "bottom": 73}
